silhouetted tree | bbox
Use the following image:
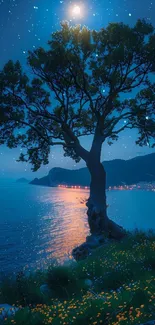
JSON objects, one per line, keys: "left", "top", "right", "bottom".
{"left": 0, "top": 19, "right": 155, "bottom": 239}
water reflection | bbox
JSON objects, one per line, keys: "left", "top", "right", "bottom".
{"left": 35, "top": 187, "right": 90, "bottom": 268}
{"left": 0, "top": 184, "right": 155, "bottom": 276}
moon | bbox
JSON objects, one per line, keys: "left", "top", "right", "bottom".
{"left": 69, "top": 3, "right": 84, "bottom": 19}
{"left": 72, "top": 5, "right": 81, "bottom": 16}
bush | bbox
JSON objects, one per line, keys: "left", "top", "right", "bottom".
{"left": 4, "top": 308, "right": 45, "bottom": 325}
{"left": 47, "top": 265, "right": 85, "bottom": 299}
{"left": 0, "top": 271, "right": 45, "bottom": 306}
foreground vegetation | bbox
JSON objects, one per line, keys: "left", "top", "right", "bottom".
{"left": 0, "top": 230, "right": 155, "bottom": 325}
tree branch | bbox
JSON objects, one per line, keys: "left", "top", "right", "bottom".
{"left": 111, "top": 123, "right": 133, "bottom": 135}
{"left": 6, "top": 88, "right": 62, "bottom": 124}
{"left": 7, "top": 118, "right": 51, "bottom": 145}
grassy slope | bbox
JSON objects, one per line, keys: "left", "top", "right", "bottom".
{"left": 0, "top": 229, "right": 155, "bottom": 325}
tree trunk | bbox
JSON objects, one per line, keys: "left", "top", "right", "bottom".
{"left": 72, "top": 123, "right": 126, "bottom": 241}
{"left": 86, "top": 157, "right": 126, "bottom": 240}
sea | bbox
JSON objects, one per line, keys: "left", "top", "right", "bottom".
{"left": 0, "top": 180, "right": 155, "bottom": 277}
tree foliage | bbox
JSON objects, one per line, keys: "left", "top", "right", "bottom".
{"left": 0, "top": 19, "right": 155, "bottom": 170}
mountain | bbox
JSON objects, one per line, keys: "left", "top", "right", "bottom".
{"left": 16, "top": 178, "right": 30, "bottom": 183}
{"left": 30, "top": 153, "right": 155, "bottom": 188}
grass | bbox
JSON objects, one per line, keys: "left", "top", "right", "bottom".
{"left": 0, "top": 229, "right": 155, "bottom": 325}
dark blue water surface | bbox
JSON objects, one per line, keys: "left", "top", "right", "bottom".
{"left": 0, "top": 181, "right": 155, "bottom": 276}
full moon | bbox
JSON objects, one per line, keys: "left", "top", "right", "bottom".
{"left": 72, "top": 5, "right": 81, "bottom": 16}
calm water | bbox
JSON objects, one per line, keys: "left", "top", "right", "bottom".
{"left": 0, "top": 181, "right": 155, "bottom": 276}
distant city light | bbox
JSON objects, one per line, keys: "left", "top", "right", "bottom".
{"left": 57, "top": 183, "right": 155, "bottom": 192}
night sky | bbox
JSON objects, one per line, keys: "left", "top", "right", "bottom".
{"left": 0, "top": 0, "right": 155, "bottom": 180}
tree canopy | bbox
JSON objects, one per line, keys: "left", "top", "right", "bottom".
{"left": 0, "top": 19, "right": 155, "bottom": 171}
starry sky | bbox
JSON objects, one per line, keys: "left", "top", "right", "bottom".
{"left": 0, "top": 0, "right": 155, "bottom": 180}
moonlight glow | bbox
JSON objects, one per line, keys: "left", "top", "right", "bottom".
{"left": 73, "top": 5, "right": 81, "bottom": 15}
{"left": 72, "top": 5, "right": 81, "bottom": 16}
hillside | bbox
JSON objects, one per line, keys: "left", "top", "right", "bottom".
{"left": 16, "top": 178, "right": 30, "bottom": 183}
{"left": 30, "top": 153, "right": 155, "bottom": 188}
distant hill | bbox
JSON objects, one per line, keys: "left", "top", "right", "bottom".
{"left": 30, "top": 153, "right": 155, "bottom": 188}
{"left": 16, "top": 178, "right": 30, "bottom": 183}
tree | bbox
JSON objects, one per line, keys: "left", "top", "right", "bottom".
{"left": 0, "top": 19, "right": 155, "bottom": 240}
